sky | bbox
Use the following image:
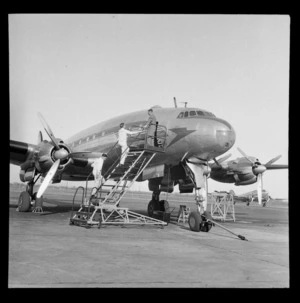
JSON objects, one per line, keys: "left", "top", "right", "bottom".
{"left": 9, "top": 14, "right": 289, "bottom": 199}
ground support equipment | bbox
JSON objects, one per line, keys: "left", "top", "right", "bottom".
{"left": 210, "top": 192, "right": 235, "bottom": 222}
{"left": 70, "top": 149, "right": 167, "bottom": 228}
{"left": 32, "top": 197, "right": 44, "bottom": 213}
{"left": 86, "top": 205, "right": 168, "bottom": 228}
{"left": 177, "top": 205, "right": 191, "bottom": 223}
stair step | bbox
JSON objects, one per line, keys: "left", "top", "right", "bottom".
{"left": 75, "top": 211, "right": 92, "bottom": 215}
{"left": 101, "top": 184, "right": 128, "bottom": 188}
{"left": 97, "top": 189, "right": 125, "bottom": 194}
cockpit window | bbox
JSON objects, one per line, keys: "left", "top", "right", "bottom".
{"left": 204, "top": 112, "right": 216, "bottom": 117}
{"left": 177, "top": 110, "right": 216, "bottom": 119}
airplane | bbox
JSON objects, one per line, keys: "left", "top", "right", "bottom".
{"left": 232, "top": 189, "right": 271, "bottom": 206}
{"left": 210, "top": 189, "right": 271, "bottom": 207}
{"left": 10, "top": 105, "right": 236, "bottom": 232}
{"left": 209, "top": 147, "right": 288, "bottom": 206}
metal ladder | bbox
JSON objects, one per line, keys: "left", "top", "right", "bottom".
{"left": 70, "top": 149, "right": 168, "bottom": 228}
{"left": 92, "top": 150, "right": 155, "bottom": 208}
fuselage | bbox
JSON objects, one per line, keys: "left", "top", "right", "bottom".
{"left": 62, "top": 107, "right": 236, "bottom": 181}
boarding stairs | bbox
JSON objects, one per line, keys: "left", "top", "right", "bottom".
{"left": 70, "top": 137, "right": 168, "bottom": 228}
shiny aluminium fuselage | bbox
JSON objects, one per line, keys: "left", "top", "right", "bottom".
{"left": 62, "top": 107, "right": 236, "bottom": 181}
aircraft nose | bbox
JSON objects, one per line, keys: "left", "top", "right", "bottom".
{"left": 216, "top": 119, "right": 236, "bottom": 151}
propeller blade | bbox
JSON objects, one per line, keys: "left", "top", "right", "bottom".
{"left": 37, "top": 131, "right": 43, "bottom": 144}
{"left": 68, "top": 151, "right": 105, "bottom": 159}
{"left": 257, "top": 173, "right": 263, "bottom": 205}
{"left": 265, "top": 164, "right": 288, "bottom": 170}
{"left": 38, "top": 112, "right": 60, "bottom": 150}
{"left": 36, "top": 159, "right": 60, "bottom": 198}
{"left": 237, "top": 147, "right": 254, "bottom": 164}
{"left": 213, "top": 153, "right": 232, "bottom": 166}
{"left": 264, "top": 155, "right": 282, "bottom": 166}
{"left": 213, "top": 158, "right": 220, "bottom": 167}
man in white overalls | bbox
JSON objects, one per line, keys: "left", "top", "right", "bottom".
{"left": 118, "top": 123, "right": 142, "bottom": 165}
{"left": 91, "top": 154, "right": 107, "bottom": 195}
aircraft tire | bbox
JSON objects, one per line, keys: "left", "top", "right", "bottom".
{"left": 200, "top": 211, "right": 213, "bottom": 232}
{"left": 147, "top": 200, "right": 160, "bottom": 217}
{"left": 17, "top": 191, "right": 31, "bottom": 212}
{"left": 159, "top": 200, "right": 169, "bottom": 212}
{"left": 188, "top": 211, "right": 202, "bottom": 232}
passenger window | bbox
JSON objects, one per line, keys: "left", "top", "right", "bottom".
{"left": 190, "top": 111, "right": 196, "bottom": 117}
{"left": 184, "top": 111, "right": 189, "bottom": 117}
{"left": 177, "top": 112, "right": 184, "bottom": 118}
{"left": 197, "top": 111, "right": 205, "bottom": 116}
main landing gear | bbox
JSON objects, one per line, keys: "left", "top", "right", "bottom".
{"left": 17, "top": 176, "right": 43, "bottom": 213}
{"left": 147, "top": 191, "right": 169, "bottom": 217}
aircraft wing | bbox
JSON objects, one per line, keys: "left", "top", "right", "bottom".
{"left": 10, "top": 139, "right": 103, "bottom": 171}
{"left": 10, "top": 140, "right": 38, "bottom": 166}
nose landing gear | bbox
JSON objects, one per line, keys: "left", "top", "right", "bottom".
{"left": 16, "top": 175, "right": 44, "bottom": 213}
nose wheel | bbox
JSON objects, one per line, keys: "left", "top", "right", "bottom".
{"left": 188, "top": 211, "right": 213, "bottom": 232}
{"left": 17, "top": 176, "right": 44, "bottom": 213}
{"left": 17, "top": 191, "right": 31, "bottom": 212}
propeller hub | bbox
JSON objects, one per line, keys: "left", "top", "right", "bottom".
{"left": 253, "top": 165, "right": 266, "bottom": 175}
{"left": 54, "top": 148, "right": 69, "bottom": 160}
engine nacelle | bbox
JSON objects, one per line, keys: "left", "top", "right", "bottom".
{"left": 235, "top": 176, "right": 257, "bottom": 185}
{"left": 19, "top": 160, "right": 36, "bottom": 182}
{"left": 34, "top": 140, "right": 72, "bottom": 175}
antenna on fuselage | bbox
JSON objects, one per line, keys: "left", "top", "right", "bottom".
{"left": 180, "top": 102, "right": 188, "bottom": 108}
{"left": 173, "top": 97, "right": 177, "bottom": 108}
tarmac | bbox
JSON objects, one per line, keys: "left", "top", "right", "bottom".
{"left": 8, "top": 186, "right": 289, "bottom": 288}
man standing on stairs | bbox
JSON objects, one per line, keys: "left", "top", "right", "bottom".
{"left": 91, "top": 153, "right": 107, "bottom": 195}
{"left": 143, "top": 108, "right": 157, "bottom": 146}
{"left": 118, "top": 123, "right": 142, "bottom": 165}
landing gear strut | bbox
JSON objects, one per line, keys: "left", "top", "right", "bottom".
{"left": 183, "top": 160, "right": 213, "bottom": 232}
{"left": 17, "top": 175, "right": 43, "bottom": 213}
{"left": 188, "top": 188, "right": 212, "bottom": 232}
